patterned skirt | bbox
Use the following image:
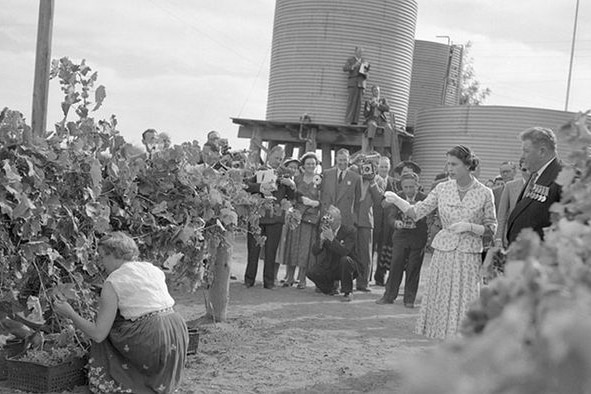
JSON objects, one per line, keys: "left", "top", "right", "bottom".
{"left": 283, "top": 222, "right": 318, "bottom": 269}
{"left": 415, "top": 249, "right": 481, "bottom": 339}
{"left": 88, "top": 310, "right": 189, "bottom": 393}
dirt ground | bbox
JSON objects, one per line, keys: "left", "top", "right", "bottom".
{"left": 0, "top": 235, "right": 437, "bottom": 393}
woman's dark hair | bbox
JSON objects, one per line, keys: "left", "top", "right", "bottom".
{"left": 447, "top": 145, "right": 479, "bottom": 171}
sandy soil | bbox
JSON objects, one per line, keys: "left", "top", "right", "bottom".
{"left": 0, "top": 235, "right": 437, "bottom": 393}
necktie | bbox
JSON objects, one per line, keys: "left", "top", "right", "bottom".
{"left": 523, "top": 171, "right": 538, "bottom": 198}
{"left": 338, "top": 171, "right": 344, "bottom": 183}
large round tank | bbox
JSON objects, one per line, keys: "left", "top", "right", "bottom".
{"left": 412, "top": 106, "right": 577, "bottom": 189}
{"left": 407, "top": 40, "right": 462, "bottom": 127}
{"left": 266, "top": 0, "right": 418, "bottom": 128}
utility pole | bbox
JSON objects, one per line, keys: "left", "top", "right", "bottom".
{"left": 31, "top": 0, "right": 55, "bottom": 139}
{"left": 565, "top": 0, "right": 580, "bottom": 112}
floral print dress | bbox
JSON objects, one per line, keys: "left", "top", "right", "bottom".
{"left": 412, "top": 179, "right": 497, "bottom": 339}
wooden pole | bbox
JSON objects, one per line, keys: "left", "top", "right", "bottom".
{"left": 31, "top": 0, "right": 55, "bottom": 139}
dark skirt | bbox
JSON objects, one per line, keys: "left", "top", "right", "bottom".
{"left": 88, "top": 310, "right": 189, "bottom": 393}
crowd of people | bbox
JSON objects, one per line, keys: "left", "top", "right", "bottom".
{"left": 48, "top": 125, "right": 561, "bottom": 391}
{"left": 241, "top": 126, "right": 562, "bottom": 341}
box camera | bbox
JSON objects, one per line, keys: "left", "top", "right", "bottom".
{"left": 320, "top": 214, "right": 334, "bottom": 228}
{"left": 361, "top": 162, "right": 375, "bottom": 179}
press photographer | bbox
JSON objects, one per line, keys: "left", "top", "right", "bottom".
{"left": 244, "top": 146, "right": 296, "bottom": 289}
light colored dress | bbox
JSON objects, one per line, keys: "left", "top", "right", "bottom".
{"left": 412, "top": 179, "right": 497, "bottom": 339}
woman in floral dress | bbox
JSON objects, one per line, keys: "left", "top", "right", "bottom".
{"left": 283, "top": 152, "right": 322, "bottom": 289}
{"left": 54, "top": 232, "right": 188, "bottom": 393}
{"left": 385, "top": 145, "right": 497, "bottom": 339}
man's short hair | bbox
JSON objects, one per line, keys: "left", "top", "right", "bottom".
{"left": 207, "top": 130, "right": 220, "bottom": 140}
{"left": 268, "top": 145, "right": 284, "bottom": 157}
{"left": 336, "top": 148, "right": 350, "bottom": 157}
{"left": 327, "top": 205, "right": 342, "bottom": 220}
{"left": 520, "top": 127, "right": 557, "bottom": 153}
{"left": 500, "top": 161, "right": 516, "bottom": 170}
{"left": 378, "top": 156, "right": 391, "bottom": 167}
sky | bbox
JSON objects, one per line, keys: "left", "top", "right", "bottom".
{"left": 1, "top": 0, "right": 589, "bottom": 150}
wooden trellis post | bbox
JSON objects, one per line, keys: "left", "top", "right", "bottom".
{"left": 31, "top": 0, "right": 55, "bottom": 140}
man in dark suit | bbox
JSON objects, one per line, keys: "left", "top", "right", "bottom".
{"left": 244, "top": 146, "right": 296, "bottom": 289}
{"left": 320, "top": 148, "right": 361, "bottom": 227}
{"left": 373, "top": 156, "right": 396, "bottom": 286}
{"left": 308, "top": 205, "right": 360, "bottom": 302}
{"left": 376, "top": 173, "right": 428, "bottom": 308}
{"left": 506, "top": 127, "right": 562, "bottom": 245}
{"left": 343, "top": 46, "right": 369, "bottom": 125}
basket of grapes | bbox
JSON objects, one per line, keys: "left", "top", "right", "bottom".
{"left": 0, "top": 339, "right": 24, "bottom": 380}
{"left": 6, "top": 331, "right": 88, "bottom": 393}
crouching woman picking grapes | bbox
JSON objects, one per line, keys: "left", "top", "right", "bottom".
{"left": 54, "top": 232, "right": 189, "bottom": 393}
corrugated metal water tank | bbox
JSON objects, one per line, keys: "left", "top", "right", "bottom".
{"left": 266, "top": 0, "right": 418, "bottom": 128}
{"left": 407, "top": 40, "right": 461, "bottom": 127}
{"left": 412, "top": 106, "right": 579, "bottom": 189}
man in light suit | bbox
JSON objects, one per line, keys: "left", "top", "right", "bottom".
{"left": 491, "top": 161, "right": 517, "bottom": 215}
{"left": 320, "top": 148, "right": 361, "bottom": 227}
{"left": 495, "top": 159, "right": 527, "bottom": 247}
{"left": 343, "top": 46, "right": 369, "bottom": 125}
{"left": 506, "top": 127, "right": 562, "bottom": 245}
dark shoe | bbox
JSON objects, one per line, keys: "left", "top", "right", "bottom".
{"left": 329, "top": 288, "right": 340, "bottom": 296}
{"left": 356, "top": 287, "right": 371, "bottom": 293}
{"left": 264, "top": 284, "right": 274, "bottom": 290}
{"left": 375, "top": 297, "right": 393, "bottom": 305}
{"left": 297, "top": 284, "right": 306, "bottom": 289}
{"left": 342, "top": 293, "right": 352, "bottom": 302}
{"left": 245, "top": 282, "right": 254, "bottom": 288}
{"left": 230, "top": 275, "right": 237, "bottom": 280}
{"left": 282, "top": 281, "right": 293, "bottom": 288}
{"left": 404, "top": 302, "right": 415, "bottom": 308}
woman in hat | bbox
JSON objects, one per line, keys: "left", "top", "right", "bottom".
{"left": 282, "top": 152, "right": 322, "bottom": 288}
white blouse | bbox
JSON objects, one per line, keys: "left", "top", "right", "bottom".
{"left": 106, "top": 261, "right": 175, "bottom": 320}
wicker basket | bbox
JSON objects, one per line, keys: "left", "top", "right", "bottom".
{"left": 6, "top": 356, "right": 87, "bottom": 393}
{"left": 0, "top": 340, "right": 24, "bottom": 380}
{"left": 187, "top": 328, "right": 200, "bottom": 355}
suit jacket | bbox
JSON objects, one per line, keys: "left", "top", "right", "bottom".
{"left": 312, "top": 224, "right": 359, "bottom": 266}
{"left": 356, "top": 180, "right": 384, "bottom": 229}
{"left": 387, "top": 191, "right": 428, "bottom": 249}
{"left": 320, "top": 167, "right": 361, "bottom": 227}
{"left": 506, "top": 158, "right": 561, "bottom": 244}
{"left": 246, "top": 166, "right": 296, "bottom": 225}
{"left": 492, "top": 185, "right": 504, "bottom": 215}
{"left": 373, "top": 175, "right": 395, "bottom": 238}
{"left": 495, "top": 178, "right": 525, "bottom": 246}
{"left": 343, "top": 56, "right": 368, "bottom": 89}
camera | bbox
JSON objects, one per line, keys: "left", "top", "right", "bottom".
{"left": 361, "top": 162, "right": 375, "bottom": 180}
{"left": 320, "top": 214, "right": 334, "bottom": 228}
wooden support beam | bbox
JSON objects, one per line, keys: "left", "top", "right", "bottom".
{"left": 284, "top": 143, "right": 295, "bottom": 158}
{"left": 304, "top": 127, "right": 317, "bottom": 152}
{"left": 31, "top": 0, "right": 55, "bottom": 139}
{"left": 248, "top": 126, "right": 263, "bottom": 166}
{"left": 321, "top": 144, "right": 332, "bottom": 170}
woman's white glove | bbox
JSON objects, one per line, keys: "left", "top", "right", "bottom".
{"left": 383, "top": 191, "right": 411, "bottom": 213}
{"left": 301, "top": 196, "right": 320, "bottom": 207}
{"left": 448, "top": 222, "right": 485, "bottom": 235}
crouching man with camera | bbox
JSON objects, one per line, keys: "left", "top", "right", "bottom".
{"left": 307, "top": 205, "right": 361, "bottom": 302}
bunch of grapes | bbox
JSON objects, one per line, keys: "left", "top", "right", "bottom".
{"left": 17, "top": 344, "right": 86, "bottom": 366}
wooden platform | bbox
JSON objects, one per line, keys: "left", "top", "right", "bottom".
{"left": 232, "top": 117, "right": 413, "bottom": 165}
